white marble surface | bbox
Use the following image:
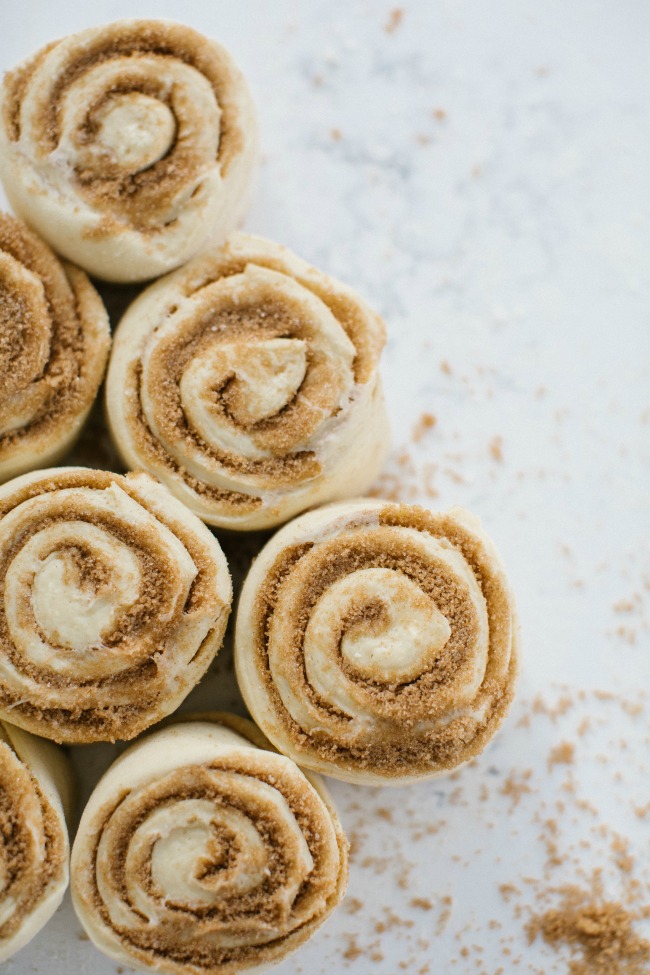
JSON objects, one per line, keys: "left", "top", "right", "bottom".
{"left": 1, "top": 2, "right": 649, "bottom": 973}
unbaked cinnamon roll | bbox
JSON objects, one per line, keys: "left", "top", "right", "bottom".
{"left": 71, "top": 714, "right": 348, "bottom": 975}
{"left": 0, "top": 467, "right": 232, "bottom": 743}
{"left": 0, "top": 213, "right": 110, "bottom": 484}
{"left": 105, "top": 233, "right": 389, "bottom": 530}
{"left": 0, "top": 20, "right": 257, "bottom": 282}
{"left": 235, "top": 500, "right": 520, "bottom": 784}
{"left": 0, "top": 719, "right": 71, "bottom": 961}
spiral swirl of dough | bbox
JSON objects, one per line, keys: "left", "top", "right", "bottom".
{"left": 235, "top": 500, "right": 519, "bottom": 784}
{"left": 0, "top": 213, "right": 110, "bottom": 484}
{"left": 106, "top": 233, "right": 389, "bottom": 530}
{"left": 0, "top": 467, "right": 232, "bottom": 743}
{"left": 0, "top": 20, "right": 257, "bottom": 282}
{"left": 71, "top": 715, "right": 347, "bottom": 975}
{"left": 0, "top": 720, "right": 71, "bottom": 961}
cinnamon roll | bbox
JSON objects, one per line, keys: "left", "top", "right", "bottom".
{"left": 0, "top": 719, "right": 71, "bottom": 961}
{"left": 0, "top": 20, "right": 257, "bottom": 283}
{"left": 0, "top": 213, "right": 110, "bottom": 484}
{"left": 105, "top": 233, "right": 389, "bottom": 530}
{"left": 235, "top": 500, "right": 520, "bottom": 784}
{"left": 0, "top": 467, "right": 232, "bottom": 743}
{"left": 71, "top": 714, "right": 348, "bottom": 975}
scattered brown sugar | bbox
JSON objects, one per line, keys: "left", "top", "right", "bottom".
{"left": 412, "top": 412, "right": 437, "bottom": 443}
{"left": 344, "top": 897, "right": 363, "bottom": 915}
{"left": 547, "top": 741, "right": 576, "bottom": 770}
{"left": 375, "top": 806, "right": 394, "bottom": 822}
{"left": 385, "top": 8, "right": 404, "bottom": 33}
{"left": 330, "top": 691, "right": 649, "bottom": 970}
{"left": 611, "top": 836, "right": 634, "bottom": 874}
{"left": 489, "top": 435, "right": 504, "bottom": 462}
{"left": 527, "top": 890, "right": 650, "bottom": 975}
{"left": 342, "top": 935, "right": 364, "bottom": 961}
{"left": 374, "top": 908, "right": 415, "bottom": 933}
{"left": 330, "top": 127, "right": 342, "bottom": 141}
{"left": 397, "top": 864, "right": 413, "bottom": 889}
{"left": 531, "top": 692, "right": 575, "bottom": 720}
{"left": 410, "top": 897, "right": 433, "bottom": 911}
{"left": 437, "top": 896, "right": 453, "bottom": 934}
{"left": 499, "top": 769, "right": 533, "bottom": 808}
{"left": 433, "top": 108, "right": 447, "bottom": 121}
{"left": 499, "top": 883, "right": 521, "bottom": 903}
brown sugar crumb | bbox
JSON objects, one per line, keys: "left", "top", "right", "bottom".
{"left": 499, "top": 883, "right": 521, "bottom": 903}
{"left": 397, "top": 863, "right": 413, "bottom": 889}
{"left": 531, "top": 692, "right": 575, "bottom": 720}
{"left": 375, "top": 806, "right": 394, "bottom": 822}
{"left": 440, "top": 359, "right": 453, "bottom": 375}
{"left": 385, "top": 8, "right": 404, "bottom": 33}
{"left": 410, "top": 897, "right": 433, "bottom": 910}
{"left": 374, "top": 908, "right": 415, "bottom": 933}
{"left": 412, "top": 411, "right": 437, "bottom": 443}
{"left": 492, "top": 690, "right": 650, "bottom": 973}
{"left": 499, "top": 769, "right": 533, "bottom": 808}
{"left": 547, "top": 741, "right": 576, "bottom": 770}
{"left": 611, "top": 836, "right": 635, "bottom": 874}
{"left": 433, "top": 108, "right": 447, "bottom": 121}
{"left": 330, "top": 127, "right": 342, "bottom": 141}
{"left": 527, "top": 890, "right": 650, "bottom": 975}
{"left": 344, "top": 897, "right": 363, "bottom": 914}
{"left": 437, "top": 895, "right": 453, "bottom": 934}
{"left": 342, "top": 934, "right": 363, "bottom": 961}
{"left": 620, "top": 699, "right": 644, "bottom": 718}
{"left": 488, "top": 435, "right": 504, "bottom": 462}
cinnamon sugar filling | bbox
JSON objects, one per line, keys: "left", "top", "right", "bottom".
{"left": 85, "top": 759, "right": 342, "bottom": 969}
{"left": 0, "top": 214, "right": 105, "bottom": 459}
{"left": 123, "top": 249, "right": 383, "bottom": 512}
{"left": 251, "top": 506, "right": 517, "bottom": 775}
{"left": 4, "top": 22, "right": 245, "bottom": 232}
{"left": 0, "top": 741, "right": 65, "bottom": 942}
{"left": 183, "top": 252, "right": 382, "bottom": 386}
{"left": 0, "top": 470, "right": 228, "bottom": 740}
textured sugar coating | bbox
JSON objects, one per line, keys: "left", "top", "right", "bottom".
{"left": 246, "top": 502, "right": 518, "bottom": 779}
{"left": 0, "top": 214, "right": 109, "bottom": 479}
{"left": 0, "top": 468, "right": 231, "bottom": 743}
{"left": 2, "top": 21, "right": 243, "bottom": 235}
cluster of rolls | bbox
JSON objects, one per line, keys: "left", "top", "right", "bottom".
{"left": 0, "top": 16, "right": 520, "bottom": 975}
